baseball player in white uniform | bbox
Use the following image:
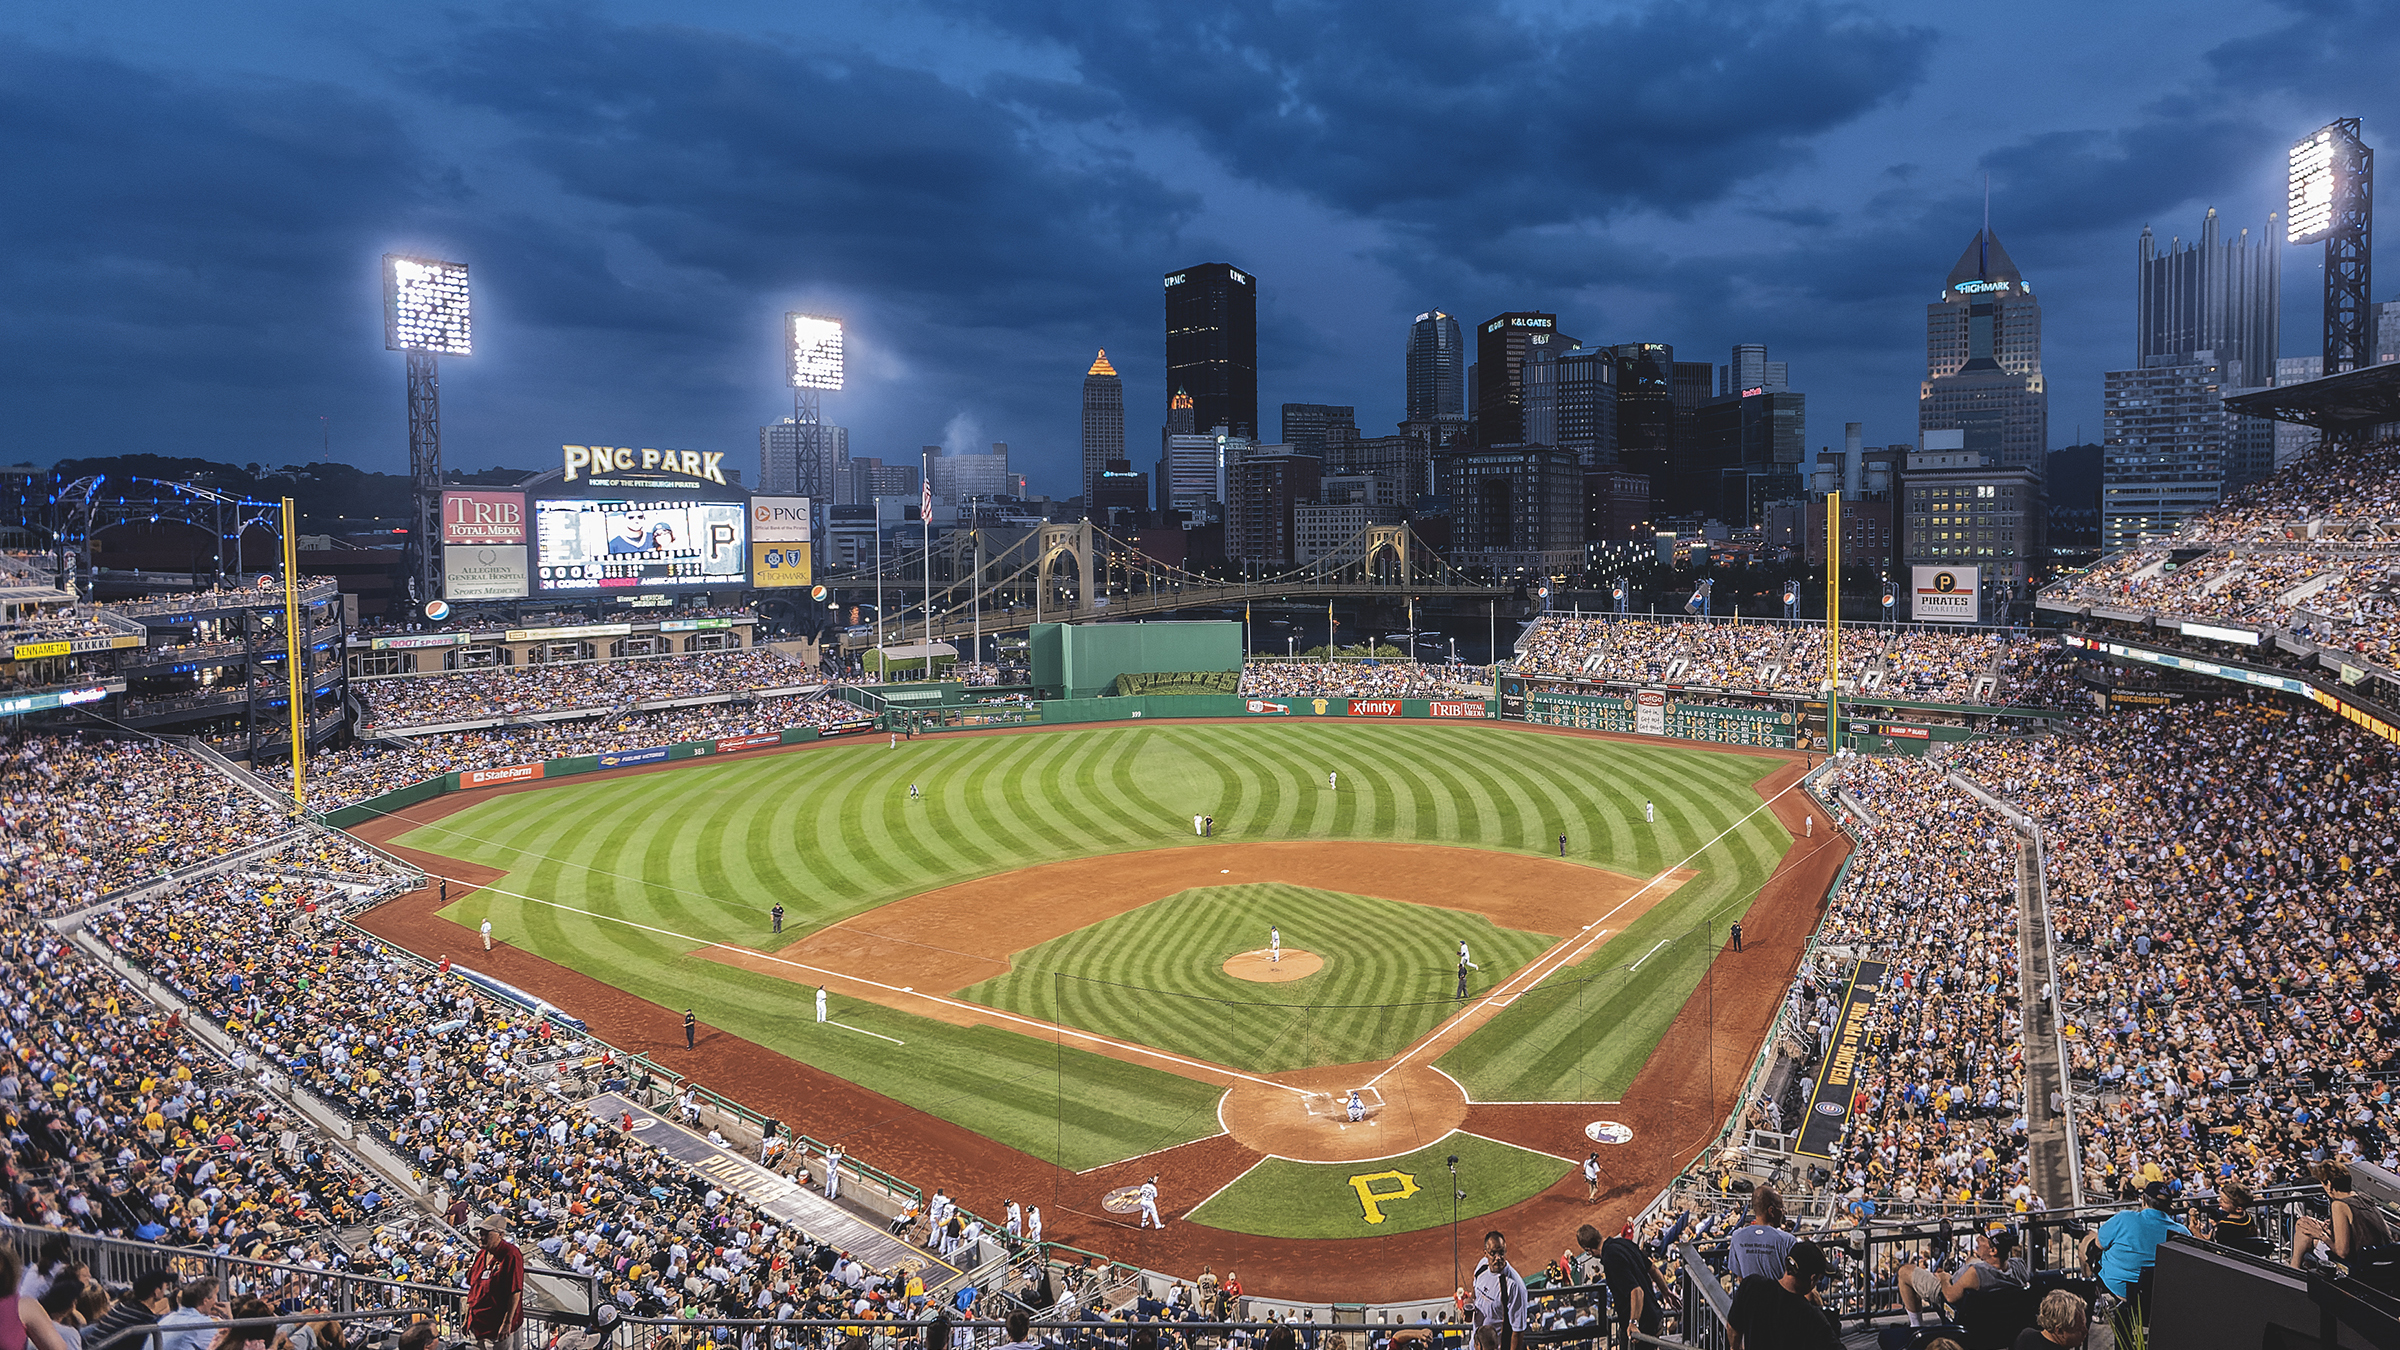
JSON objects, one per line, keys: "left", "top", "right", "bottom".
{"left": 1026, "top": 1206, "right": 1043, "bottom": 1245}
{"left": 1645, "top": 799, "right": 1654, "bottom": 823}
{"left": 1138, "top": 1175, "right": 1164, "bottom": 1229}
{"left": 1270, "top": 925, "right": 1281, "bottom": 963}
{"left": 1005, "top": 1199, "right": 1023, "bottom": 1243}
{"left": 1194, "top": 813, "right": 1205, "bottom": 837}
{"left": 1328, "top": 770, "right": 1338, "bottom": 790}
{"left": 823, "top": 1144, "right": 843, "bottom": 1200}
{"left": 1346, "top": 1090, "right": 1365, "bottom": 1122}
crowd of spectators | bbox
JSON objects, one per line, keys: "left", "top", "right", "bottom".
{"left": 1237, "top": 661, "right": 1486, "bottom": 699}
{"left": 0, "top": 612, "right": 123, "bottom": 644}
{"left": 1807, "top": 755, "right": 2039, "bottom": 1212}
{"left": 0, "top": 899, "right": 389, "bottom": 1255}
{"left": 1946, "top": 699, "right": 2400, "bottom": 1204}
{"left": 93, "top": 874, "right": 960, "bottom": 1322}
{"left": 2045, "top": 442, "right": 2400, "bottom": 665}
{"left": 349, "top": 607, "right": 760, "bottom": 641}
{"left": 1, "top": 734, "right": 296, "bottom": 915}
{"left": 1509, "top": 616, "right": 2080, "bottom": 707}
{"left": 311, "top": 693, "right": 870, "bottom": 809}
{"left": 355, "top": 649, "right": 815, "bottom": 731}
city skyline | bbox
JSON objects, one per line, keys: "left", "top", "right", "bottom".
{"left": 6, "top": 2, "right": 2400, "bottom": 499}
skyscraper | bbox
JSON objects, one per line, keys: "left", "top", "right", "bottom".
{"left": 759, "top": 420, "right": 847, "bottom": 498}
{"left": 1920, "top": 229, "right": 2048, "bottom": 470}
{"left": 1718, "top": 344, "right": 1789, "bottom": 397}
{"left": 1165, "top": 263, "right": 1258, "bottom": 440}
{"left": 1472, "top": 311, "right": 1573, "bottom": 447}
{"left": 1280, "top": 403, "right": 1358, "bottom": 457}
{"left": 1610, "top": 342, "right": 1677, "bottom": 482}
{"left": 2137, "top": 209, "right": 2280, "bottom": 385}
{"left": 2138, "top": 209, "right": 2281, "bottom": 492}
{"left": 1407, "top": 311, "right": 1466, "bottom": 422}
{"left": 1522, "top": 344, "right": 1618, "bottom": 466}
{"left": 1081, "top": 350, "right": 1124, "bottom": 508}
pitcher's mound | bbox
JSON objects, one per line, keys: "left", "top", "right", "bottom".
{"left": 1224, "top": 949, "right": 1323, "bottom": 982}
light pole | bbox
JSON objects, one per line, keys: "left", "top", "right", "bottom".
{"left": 872, "top": 498, "right": 884, "bottom": 660}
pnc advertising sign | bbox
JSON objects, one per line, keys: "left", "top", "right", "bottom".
{"left": 749, "top": 497, "right": 812, "bottom": 543}
{"left": 441, "top": 491, "right": 527, "bottom": 544}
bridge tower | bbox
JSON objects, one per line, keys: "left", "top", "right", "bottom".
{"left": 1035, "top": 521, "right": 1099, "bottom": 621}
{"left": 1362, "top": 525, "right": 1411, "bottom": 585}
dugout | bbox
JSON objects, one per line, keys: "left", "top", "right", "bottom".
{"left": 1029, "top": 620, "right": 1242, "bottom": 698}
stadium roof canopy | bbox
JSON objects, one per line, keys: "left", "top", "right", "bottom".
{"left": 2225, "top": 361, "right": 2400, "bottom": 430}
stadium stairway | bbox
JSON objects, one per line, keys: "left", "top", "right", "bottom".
{"left": 577, "top": 1091, "right": 971, "bottom": 1291}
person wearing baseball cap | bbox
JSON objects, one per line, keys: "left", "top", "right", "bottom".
{"left": 464, "top": 1215, "right": 526, "bottom": 1349}
{"left": 2090, "top": 1181, "right": 2189, "bottom": 1319}
{"left": 1726, "top": 1240, "right": 1837, "bottom": 1348}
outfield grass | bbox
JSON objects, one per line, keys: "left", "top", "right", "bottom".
{"left": 394, "top": 721, "right": 1788, "bottom": 1168}
{"left": 1185, "top": 1130, "right": 1569, "bottom": 1238}
{"left": 959, "top": 883, "right": 1554, "bottom": 1074}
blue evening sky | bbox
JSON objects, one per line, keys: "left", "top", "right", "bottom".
{"left": 4, "top": 1, "right": 2395, "bottom": 494}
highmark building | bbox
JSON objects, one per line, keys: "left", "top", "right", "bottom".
{"left": 1920, "top": 230, "right": 2047, "bottom": 471}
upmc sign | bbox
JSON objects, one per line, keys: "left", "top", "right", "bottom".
{"left": 442, "top": 491, "right": 526, "bottom": 544}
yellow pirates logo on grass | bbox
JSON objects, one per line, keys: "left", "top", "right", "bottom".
{"left": 1347, "top": 1169, "right": 1420, "bottom": 1224}
{"left": 1100, "top": 1185, "right": 1146, "bottom": 1214}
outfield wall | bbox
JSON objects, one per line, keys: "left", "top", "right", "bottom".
{"left": 316, "top": 720, "right": 877, "bottom": 828}
{"left": 1035, "top": 693, "right": 1497, "bottom": 724}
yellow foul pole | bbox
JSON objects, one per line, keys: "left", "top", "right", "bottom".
{"left": 1824, "top": 491, "right": 1841, "bottom": 754}
{"left": 282, "top": 498, "right": 305, "bottom": 807}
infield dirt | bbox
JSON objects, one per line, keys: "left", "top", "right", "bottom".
{"left": 349, "top": 721, "right": 1844, "bottom": 1302}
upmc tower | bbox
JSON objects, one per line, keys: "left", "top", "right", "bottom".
{"left": 1164, "top": 263, "right": 1257, "bottom": 441}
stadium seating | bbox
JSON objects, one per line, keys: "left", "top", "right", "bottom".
{"left": 1510, "top": 616, "right": 2082, "bottom": 707}
{"left": 2044, "top": 441, "right": 2400, "bottom": 668}
{"left": 354, "top": 648, "right": 817, "bottom": 731}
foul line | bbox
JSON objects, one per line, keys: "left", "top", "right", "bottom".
{"left": 405, "top": 867, "right": 1310, "bottom": 1097}
{"left": 828, "top": 1020, "right": 906, "bottom": 1045}
{"left": 1626, "top": 939, "right": 1673, "bottom": 973}
{"left": 1361, "top": 770, "right": 1812, "bottom": 1093}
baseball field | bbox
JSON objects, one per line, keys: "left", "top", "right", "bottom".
{"left": 381, "top": 720, "right": 1794, "bottom": 1187}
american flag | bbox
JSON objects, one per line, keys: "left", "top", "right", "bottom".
{"left": 921, "top": 473, "right": 932, "bottom": 524}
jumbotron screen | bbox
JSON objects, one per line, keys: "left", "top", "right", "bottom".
{"left": 532, "top": 497, "right": 748, "bottom": 592}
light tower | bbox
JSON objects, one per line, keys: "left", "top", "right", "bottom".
{"left": 2288, "top": 119, "right": 2375, "bottom": 375}
{"left": 382, "top": 254, "right": 472, "bottom": 606}
{"left": 785, "top": 313, "right": 845, "bottom": 512}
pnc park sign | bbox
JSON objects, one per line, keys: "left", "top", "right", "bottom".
{"left": 561, "top": 444, "right": 733, "bottom": 486}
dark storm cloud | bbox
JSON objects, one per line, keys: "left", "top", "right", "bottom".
{"left": 0, "top": 39, "right": 444, "bottom": 392}
{"left": 426, "top": 13, "right": 1196, "bottom": 330}
{"left": 959, "top": 0, "right": 1936, "bottom": 243}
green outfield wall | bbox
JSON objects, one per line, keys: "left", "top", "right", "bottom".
{"left": 1029, "top": 620, "right": 1243, "bottom": 698}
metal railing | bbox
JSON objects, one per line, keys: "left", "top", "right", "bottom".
{"left": 0, "top": 1220, "right": 460, "bottom": 1319}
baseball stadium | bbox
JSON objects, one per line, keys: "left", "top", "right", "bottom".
{"left": 10, "top": 364, "right": 2400, "bottom": 1347}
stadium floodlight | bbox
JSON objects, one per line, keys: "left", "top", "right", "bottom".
{"left": 383, "top": 254, "right": 473, "bottom": 355}
{"left": 787, "top": 313, "right": 845, "bottom": 391}
{"left": 2289, "top": 125, "right": 2343, "bottom": 245}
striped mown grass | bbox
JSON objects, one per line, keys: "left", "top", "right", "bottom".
{"left": 958, "top": 883, "right": 1553, "bottom": 1074}
{"left": 396, "top": 721, "right": 1788, "bottom": 1166}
